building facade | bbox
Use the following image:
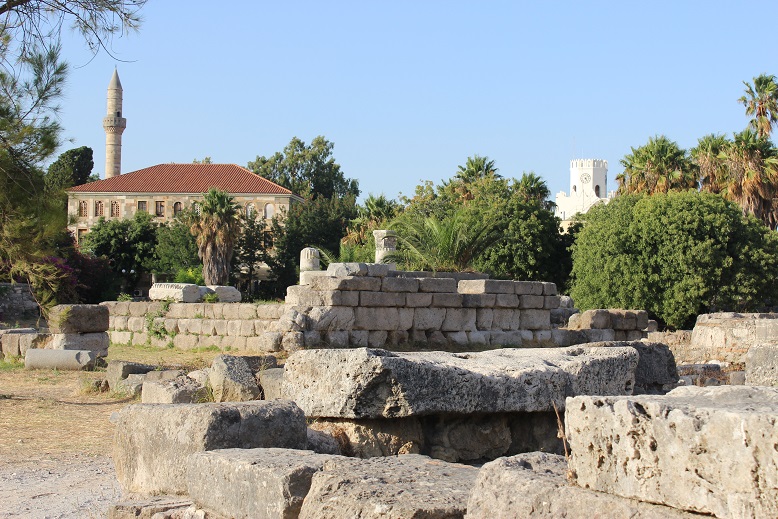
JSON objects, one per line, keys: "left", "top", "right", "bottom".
{"left": 554, "top": 159, "right": 612, "bottom": 223}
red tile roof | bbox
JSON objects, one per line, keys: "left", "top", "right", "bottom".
{"left": 67, "top": 163, "right": 299, "bottom": 197}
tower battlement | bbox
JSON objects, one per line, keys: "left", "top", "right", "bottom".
{"left": 570, "top": 159, "right": 608, "bottom": 170}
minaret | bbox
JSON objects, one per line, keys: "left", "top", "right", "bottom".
{"left": 103, "top": 69, "right": 127, "bottom": 178}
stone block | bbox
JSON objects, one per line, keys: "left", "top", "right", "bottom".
{"left": 239, "top": 320, "right": 255, "bottom": 336}
{"left": 201, "top": 285, "right": 241, "bottom": 303}
{"left": 236, "top": 303, "right": 256, "bottom": 320}
{"left": 107, "top": 360, "right": 155, "bottom": 390}
{"left": 283, "top": 346, "right": 638, "bottom": 418}
{"left": 208, "top": 355, "right": 261, "bottom": 402}
{"left": 467, "top": 330, "right": 489, "bottom": 345}
{"left": 281, "top": 331, "right": 305, "bottom": 351}
{"left": 444, "top": 330, "right": 469, "bottom": 346}
{"left": 541, "top": 282, "right": 557, "bottom": 295}
{"left": 426, "top": 414, "right": 511, "bottom": 462}
{"left": 107, "top": 301, "right": 130, "bottom": 315}
{"left": 310, "top": 275, "right": 381, "bottom": 292}
{"left": 349, "top": 330, "right": 369, "bottom": 347}
{"left": 187, "top": 448, "right": 334, "bottom": 519}
{"left": 466, "top": 452, "right": 699, "bottom": 519}
{"left": 520, "top": 310, "right": 550, "bottom": 330}
{"left": 126, "top": 316, "right": 145, "bottom": 333}
{"left": 476, "top": 308, "right": 493, "bottom": 329}
{"left": 309, "top": 417, "right": 423, "bottom": 458}
{"left": 248, "top": 332, "right": 281, "bottom": 353}
{"left": 412, "top": 308, "right": 446, "bottom": 330}
{"left": 141, "top": 377, "right": 208, "bottom": 404}
{"left": 489, "top": 331, "right": 523, "bottom": 346}
{"left": 514, "top": 281, "right": 544, "bottom": 295}
{"left": 116, "top": 374, "right": 145, "bottom": 397}
{"left": 107, "top": 497, "right": 193, "bottom": 519}
{"left": 584, "top": 328, "right": 616, "bottom": 342}
{"left": 458, "top": 279, "right": 514, "bottom": 294}
{"left": 746, "top": 343, "right": 778, "bottom": 386}
{"left": 24, "top": 348, "right": 96, "bottom": 370}
{"left": 431, "top": 292, "right": 463, "bottom": 307}
{"left": 299, "top": 455, "right": 477, "bottom": 519}
{"left": 367, "top": 330, "right": 388, "bottom": 347}
{"left": 128, "top": 301, "right": 152, "bottom": 317}
{"left": 148, "top": 283, "right": 200, "bottom": 303}
{"left": 299, "top": 270, "right": 329, "bottom": 286}
{"left": 729, "top": 370, "right": 746, "bottom": 385}
{"left": 354, "top": 307, "right": 400, "bottom": 331}
{"left": 533, "top": 329, "right": 552, "bottom": 343}
{"left": 366, "top": 263, "right": 391, "bottom": 277}
{"left": 303, "top": 331, "right": 322, "bottom": 348}
{"left": 575, "top": 309, "right": 612, "bottom": 329}
{"left": 49, "top": 332, "right": 109, "bottom": 355}
{"left": 612, "top": 309, "right": 638, "bottom": 330}
{"left": 109, "top": 330, "right": 132, "bottom": 345}
{"left": 221, "top": 303, "right": 242, "bottom": 320}
{"left": 462, "top": 293, "right": 497, "bottom": 308}
{"left": 326, "top": 262, "right": 369, "bottom": 276}
{"left": 113, "top": 400, "right": 308, "bottom": 495}
{"left": 387, "top": 330, "right": 409, "bottom": 345}
{"left": 325, "top": 330, "right": 349, "bottom": 348}
{"left": 405, "top": 292, "right": 433, "bottom": 307}
{"left": 519, "top": 295, "right": 544, "bottom": 309}
{"left": 359, "top": 291, "right": 404, "bottom": 307}
{"left": 258, "top": 367, "right": 284, "bottom": 399}
{"left": 544, "top": 295, "right": 561, "bottom": 309}
{"left": 636, "top": 310, "right": 649, "bottom": 330}
{"left": 566, "top": 386, "right": 778, "bottom": 518}
{"left": 418, "top": 277, "right": 457, "bottom": 293}
{"left": 48, "top": 304, "right": 109, "bottom": 333}
{"left": 441, "top": 308, "right": 476, "bottom": 331}
{"left": 382, "top": 276, "right": 419, "bottom": 292}
{"left": 111, "top": 315, "right": 129, "bottom": 330}
{"left": 494, "top": 293, "right": 519, "bottom": 308}
{"left": 427, "top": 330, "right": 448, "bottom": 347}
{"left": 491, "top": 309, "right": 520, "bottom": 330}
{"left": 307, "top": 306, "right": 355, "bottom": 331}
{"left": 173, "top": 334, "right": 200, "bottom": 350}
{"left": 285, "top": 286, "right": 359, "bottom": 307}
{"left": 256, "top": 303, "right": 284, "bottom": 319}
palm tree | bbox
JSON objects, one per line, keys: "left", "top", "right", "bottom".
{"left": 456, "top": 155, "right": 500, "bottom": 182}
{"left": 515, "top": 171, "right": 554, "bottom": 209}
{"left": 342, "top": 193, "right": 400, "bottom": 246}
{"left": 739, "top": 74, "right": 778, "bottom": 138}
{"left": 189, "top": 188, "right": 243, "bottom": 285}
{"left": 618, "top": 135, "right": 696, "bottom": 194}
{"left": 691, "top": 134, "right": 730, "bottom": 193}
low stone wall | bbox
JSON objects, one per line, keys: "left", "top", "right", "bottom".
{"left": 102, "top": 301, "right": 285, "bottom": 352}
{"left": 0, "top": 282, "right": 39, "bottom": 321}
{"left": 687, "top": 312, "right": 778, "bottom": 364}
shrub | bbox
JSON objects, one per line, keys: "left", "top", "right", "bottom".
{"left": 570, "top": 192, "right": 778, "bottom": 329}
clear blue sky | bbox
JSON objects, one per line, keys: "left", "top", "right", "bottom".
{"left": 54, "top": 1, "right": 778, "bottom": 202}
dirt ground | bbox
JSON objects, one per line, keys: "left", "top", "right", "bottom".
{"left": 0, "top": 345, "right": 229, "bottom": 519}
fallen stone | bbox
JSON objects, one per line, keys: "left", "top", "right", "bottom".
{"left": 283, "top": 346, "right": 638, "bottom": 419}
{"left": 148, "top": 282, "right": 200, "bottom": 303}
{"left": 187, "top": 448, "right": 336, "bottom": 519}
{"left": 565, "top": 386, "right": 778, "bottom": 518}
{"left": 200, "top": 285, "right": 242, "bottom": 303}
{"left": 729, "top": 370, "right": 746, "bottom": 385}
{"left": 258, "top": 367, "right": 284, "bottom": 399}
{"left": 584, "top": 341, "right": 678, "bottom": 394}
{"left": 141, "top": 376, "right": 208, "bottom": 404}
{"left": 47, "top": 304, "right": 110, "bottom": 333}
{"left": 49, "top": 332, "right": 109, "bottom": 355}
{"left": 106, "top": 360, "right": 156, "bottom": 390}
{"left": 299, "top": 454, "right": 478, "bottom": 519}
{"left": 187, "top": 368, "right": 210, "bottom": 386}
{"left": 24, "top": 348, "right": 96, "bottom": 370}
{"left": 746, "top": 343, "right": 778, "bottom": 386}
{"left": 113, "top": 400, "right": 307, "bottom": 495}
{"left": 326, "top": 262, "right": 369, "bottom": 277}
{"left": 208, "top": 355, "right": 261, "bottom": 402}
{"left": 307, "top": 428, "right": 342, "bottom": 455}
{"left": 116, "top": 373, "right": 144, "bottom": 397}
{"left": 108, "top": 496, "right": 194, "bottom": 519}
{"left": 145, "top": 369, "right": 186, "bottom": 381}
{"left": 309, "top": 417, "right": 423, "bottom": 458}
{"left": 424, "top": 414, "right": 511, "bottom": 462}
{"left": 465, "top": 452, "right": 699, "bottom": 519}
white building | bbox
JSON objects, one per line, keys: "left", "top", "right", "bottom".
{"left": 555, "top": 159, "right": 612, "bottom": 223}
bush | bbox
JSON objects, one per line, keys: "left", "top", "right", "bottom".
{"left": 174, "top": 267, "right": 204, "bottom": 285}
{"left": 570, "top": 192, "right": 778, "bottom": 329}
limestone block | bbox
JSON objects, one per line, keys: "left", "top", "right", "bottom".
{"left": 427, "top": 330, "right": 448, "bottom": 347}
{"left": 514, "top": 281, "right": 544, "bottom": 295}
{"left": 111, "top": 315, "right": 129, "bottom": 330}
{"left": 221, "top": 303, "right": 242, "bottom": 320}
{"left": 48, "top": 304, "right": 109, "bottom": 333}
{"left": 397, "top": 308, "right": 414, "bottom": 331}
{"left": 405, "top": 292, "right": 433, "bottom": 307}
{"left": 636, "top": 310, "right": 649, "bottom": 330}
{"left": 148, "top": 283, "right": 200, "bottom": 303}
{"left": 303, "top": 331, "right": 322, "bottom": 348}
{"left": 109, "top": 330, "right": 132, "bottom": 345}
{"left": 299, "top": 455, "right": 478, "bottom": 519}
{"left": 187, "top": 448, "right": 334, "bottom": 519}
{"left": 521, "top": 309, "right": 551, "bottom": 330}
{"left": 162, "top": 318, "right": 178, "bottom": 334}
{"left": 113, "top": 400, "right": 308, "bottom": 495}
{"left": 307, "top": 306, "right": 355, "bottom": 331}
{"left": 412, "top": 308, "right": 446, "bottom": 330}
{"left": 272, "top": 309, "right": 309, "bottom": 332}
{"left": 234, "top": 303, "right": 255, "bottom": 320}
{"left": 49, "top": 332, "right": 109, "bottom": 355}
{"left": 382, "top": 276, "right": 419, "bottom": 292}
{"left": 106, "top": 301, "right": 130, "bottom": 315}
{"left": 519, "top": 295, "right": 544, "bottom": 309}
{"left": 462, "top": 293, "right": 497, "bottom": 308}
{"left": 573, "top": 309, "right": 611, "bottom": 329}
{"left": 729, "top": 370, "right": 746, "bottom": 385}
{"left": 646, "top": 319, "right": 659, "bottom": 332}
{"left": 141, "top": 376, "right": 208, "bottom": 404}
{"left": 409, "top": 329, "right": 427, "bottom": 344}
{"left": 187, "top": 369, "right": 209, "bottom": 387}
{"left": 116, "top": 374, "right": 145, "bottom": 397}
{"left": 584, "top": 328, "right": 616, "bottom": 342}
{"left": 310, "top": 275, "right": 381, "bottom": 292}
{"left": 491, "top": 308, "right": 520, "bottom": 330}
{"left": 466, "top": 452, "right": 699, "bottom": 519}
{"left": 456, "top": 279, "right": 510, "bottom": 294}
{"left": 541, "top": 281, "right": 557, "bottom": 295}
{"left": 442, "top": 308, "right": 476, "bottom": 331}
{"left": 107, "top": 360, "right": 155, "bottom": 390}
{"left": 208, "top": 355, "right": 261, "bottom": 402}
{"left": 550, "top": 328, "right": 583, "bottom": 347}
{"left": 246, "top": 332, "right": 280, "bottom": 353}
{"left": 353, "top": 307, "right": 400, "bottom": 331}
{"left": 281, "top": 332, "right": 305, "bottom": 351}
{"left": 239, "top": 320, "right": 255, "bottom": 336}
{"left": 164, "top": 303, "right": 185, "bottom": 319}
{"left": 325, "top": 330, "right": 349, "bottom": 348}
{"left": 426, "top": 414, "right": 511, "bottom": 462}
{"left": 202, "top": 285, "right": 241, "bottom": 303}
{"left": 108, "top": 497, "right": 194, "bottom": 519}
{"left": 309, "top": 417, "right": 423, "bottom": 458}
{"left": 258, "top": 367, "right": 284, "bottom": 399}
{"left": 145, "top": 369, "right": 186, "bottom": 382}
{"left": 543, "top": 295, "right": 561, "bottom": 309}
{"left": 627, "top": 330, "right": 645, "bottom": 341}
{"left": 467, "top": 330, "right": 489, "bottom": 345}
{"left": 367, "top": 330, "right": 388, "bottom": 347}
{"left": 489, "top": 331, "right": 523, "bottom": 347}
{"left": 256, "top": 303, "right": 284, "bottom": 320}
{"left": 418, "top": 277, "right": 457, "bottom": 293}
{"left": 506, "top": 412, "right": 564, "bottom": 455}
{"left": 283, "top": 346, "right": 638, "bottom": 418}
{"left": 746, "top": 343, "right": 778, "bottom": 386}
{"left": 366, "top": 263, "right": 392, "bottom": 277}
{"left": 306, "top": 428, "right": 344, "bottom": 455}
{"left": 252, "top": 319, "right": 271, "bottom": 332}
{"left": 387, "top": 330, "right": 409, "bottom": 345}
{"left": 359, "top": 291, "right": 404, "bottom": 307}
{"left": 285, "top": 285, "right": 359, "bottom": 307}
{"left": 349, "top": 330, "right": 368, "bottom": 347}
{"left": 494, "top": 293, "right": 519, "bottom": 308}
{"left": 299, "top": 270, "right": 329, "bottom": 286}
{"left": 533, "top": 329, "right": 552, "bottom": 343}
{"left": 476, "top": 308, "right": 493, "bottom": 329}
{"left": 181, "top": 303, "right": 205, "bottom": 319}
{"left": 566, "top": 386, "right": 778, "bottom": 518}
{"left": 444, "top": 331, "right": 469, "bottom": 346}
{"left": 326, "top": 262, "right": 369, "bottom": 277}
{"left": 129, "top": 301, "right": 152, "bottom": 317}
{"left": 173, "top": 334, "right": 200, "bottom": 350}
{"left": 24, "top": 348, "right": 96, "bottom": 370}
{"left": 126, "top": 316, "right": 145, "bottom": 333}
{"left": 431, "top": 292, "right": 463, "bottom": 307}
{"left": 612, "top": 309, "right": 638, "bottom": 330}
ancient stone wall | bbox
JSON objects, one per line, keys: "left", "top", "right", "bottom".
{"left": 0, "top": 282, "right": 39, "bottom": 321}
{"left": 687, "top": 312, "right": 778, "bottom": 364}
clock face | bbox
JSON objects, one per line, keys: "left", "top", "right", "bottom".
{"left": 580, "top": 173, "right": 591, "bottom": 184}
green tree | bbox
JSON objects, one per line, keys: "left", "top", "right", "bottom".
{"left": 153, "top": 210, "right": 200, "bottom": 275}
{"left": 571, "top": 192, "right": 778, "bottom": 329}
{"left": 248, "top": 136, "right": 359, "bottom": 199}
{"left": 189, "top": 188, "right": 242, "bottom": 285}
{"left": 739, "top": 74, "right": 778, "bottom": 138}
{"left": 44, "top": 145, "right": 94, "bottom": 191}
{"left": 690, "top": 133, "right": 730, "bottom": 194}
{"left": 343, "top": 193, "right": 400, "bottom": 246}
{"left": 232, "top": 214, "right": 267, "bottom": 299}
{"left": 455, "top": 154, "right": 500, "bottom": 182}
{"left": 618, "top": 135, "right": 696, "bottom": 194}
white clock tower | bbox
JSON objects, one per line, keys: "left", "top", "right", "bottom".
{"left": 555, "top": 159, "right": 609, "bottom": 223}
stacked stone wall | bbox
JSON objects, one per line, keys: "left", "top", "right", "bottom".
{"left": 0, "top": 282, "right": 39, "bottom": 321}
{"left": 103, "top": 301, "right": 285, "bottom": 352}
{"left": 686, "top": 312, "right": 778, "bottom": 364}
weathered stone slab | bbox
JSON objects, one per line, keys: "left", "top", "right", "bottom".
{"left": 208, "top": 355, "right": 261, "bottom": 402}
{"left": 258, "top": 367, "right": 284, "bottom": 399}
{"left": 326, "top": 262, "right": 369, "bottom": 277}
{"left": 458, "top": 279, "right": 515, "bottom": 294}
{"left": 418, "top": 277, "right": 457, "bottom": 293}
{"left": 49, "top": 332, "right": 109, "bottom": 355}
{"left": 141, "top": 376, "right": 208, "bottom": 404}
{"left": 24, "top": 348, "right": 96, "bottom": 370}
{"left": 48, "top": 304, "right": 109, "bottom": 333}
{"left": 583, "top": 341, "right": 678, "bottom": 394}
{"left": 466, "top": 452, "right": 699, "bottom": 519}
{"left": 187, "top": 448, "right": 335, "bottom": 519}
{"left": 200, "top": 285, "right": 242, "bottom": 303}
{"left": 309, "top": 275, "right": 381, "bottom": 292}
{"left": 107, "top": 496, "right": 194, "bottom": 519}
{"left": 148, "top": 282, "right": 200, "bottom": 303}
{"left": 299, "top": 454, "right": 478, "bottom": 519}
{"left": 309, "top": 417, "right": 423, "bottom": 458}
{"left": 107, "top": 360, "right": 156, "bottom": 390}
{"left": 283, "top": 346, "right": 638, "bottom": 419}
{"left": 514, "top": 281, "right": 544, "bottom": 295}
{"left": 113, "top": 400, "right": 307, "bottom": 495}
{"left": 746, "top": 343, "right": 778, "bottom": 386}
{"left": 690, "top": 312, "right": 778, "bottom": 364}
{"left": 285, "top": 286, "right": 359, "bottom": 307}
{"left": 566, "top": 386, "right": 778, "bottom": 518}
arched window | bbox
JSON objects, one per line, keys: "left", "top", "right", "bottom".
{"left": 246, "top": 203, "right": 256, "bottom": 219}
{"left": 264, "top": 203, "right": 275, "bottom": 219}
{"left": 78, "top": 201, "right": 88, "bottom": 217}
{"left": 110, "top": 200, "right": 120, "bottom": 217}
{"left": 595, "top": 185, "right": 601, "bottom": 197}
{"left": 94, "top": 200, "right": 104, "bottom": 217}
{"left": 173, "top": 202, "right": 182, "bottom": 215}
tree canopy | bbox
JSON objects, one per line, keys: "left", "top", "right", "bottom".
{"left": 44, "top": 145, "right": 94, "bottom": 191}
{"left": 189, "top": 188, "right": 242, "bottom": 286}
